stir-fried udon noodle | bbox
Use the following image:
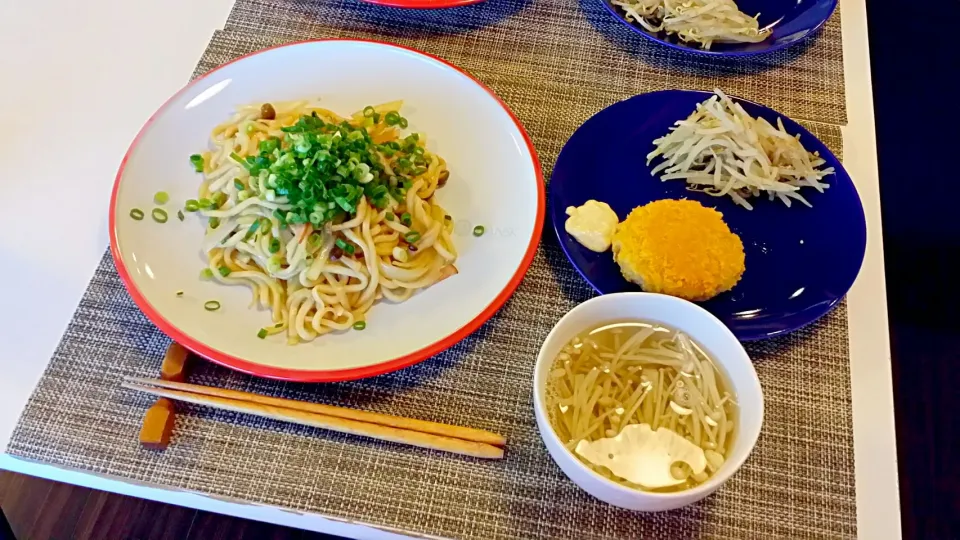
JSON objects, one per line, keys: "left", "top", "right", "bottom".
{"left": 190, "top": 100, "right": 457, "bottom": 344}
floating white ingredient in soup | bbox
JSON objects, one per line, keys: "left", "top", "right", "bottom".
{"left": 575, "top": 423, "right": 707, "bottom": 489}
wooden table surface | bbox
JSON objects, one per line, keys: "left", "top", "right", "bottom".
{"left": 0, "top": 472, "right": 340, "bottom": 540}
{"left": 867, "top": 0, "right": 959, "bottom": 538}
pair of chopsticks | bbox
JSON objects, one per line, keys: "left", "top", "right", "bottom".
{"left": 122, "top": 378, "right": 505, "bottom": 459}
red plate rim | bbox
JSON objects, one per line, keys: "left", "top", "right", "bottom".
{"left": 108, "top": 38, "right": 545, "bottom": 383}
{"left": 359, "top": 0, "right": 485, "bottom": 8}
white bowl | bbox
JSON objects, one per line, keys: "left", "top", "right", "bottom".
{"left": 532, "top": 292, "right": 764, "bottom": 511}
{"left": 110, "top": 40, "right": 543, "bottom": 381}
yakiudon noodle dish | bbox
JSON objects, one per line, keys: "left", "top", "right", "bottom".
{"left": 545, "top": 321, "right": 737, "bottom": 492}
{"left": 186, "top": 100, "right": 457, "bottom": 344}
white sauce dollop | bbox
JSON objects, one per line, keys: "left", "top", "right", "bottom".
{"left": 564, "top": 200, "right": 619, "bottom": 252}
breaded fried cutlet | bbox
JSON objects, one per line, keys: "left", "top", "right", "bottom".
{"left": 612, "top": 199, "right": 745, "bottom": 301}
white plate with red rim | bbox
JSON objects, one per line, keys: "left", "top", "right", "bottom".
{"left": 110, "top": 39, "right": 544, "bottom": 382}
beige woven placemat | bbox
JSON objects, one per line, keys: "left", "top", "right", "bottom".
{"left": 224, "top": 0, "right": 846, "bottom": 126}
{"left": 7, "top": 22, "right": 856, "bottom": 540}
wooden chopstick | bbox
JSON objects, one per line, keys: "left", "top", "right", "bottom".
{"left": 126, "top": 377, "right": 505, "bottom": 447}
{"left": 122, "top": 379, "right": 505, "bottom": 459}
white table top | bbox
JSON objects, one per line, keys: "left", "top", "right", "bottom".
{"left": 0, "top": 0, "right": 900, "bottom": 538}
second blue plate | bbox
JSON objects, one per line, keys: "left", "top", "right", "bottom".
{"left": 550, "top": 90, "right": 866, "bottom": 341}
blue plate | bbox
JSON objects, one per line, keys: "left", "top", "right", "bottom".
{"left": 550, "top": 90, "right": 866, "bottom": 341}
{"left": 602, "top": 0, "right": 837, "bottom": 56}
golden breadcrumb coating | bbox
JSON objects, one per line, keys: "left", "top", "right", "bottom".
{"left": 612, "top": 199, "right": 745, "bottom": 301}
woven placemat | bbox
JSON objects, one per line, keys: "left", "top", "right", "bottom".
{"left": 224, "top": 0, "right": 846, "bottom": 126}
{"left": 196, "top": 29, "right": 846, "bottom": 211}
{"left": 8, "top": 24, "right": 855, "bottom": 540}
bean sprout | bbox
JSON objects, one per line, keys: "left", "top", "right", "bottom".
{"left": 647, "top": 89, "right": 835, "bottom": 210}
{"left": 612, "top": 0, "right": 770, "bottom": 49}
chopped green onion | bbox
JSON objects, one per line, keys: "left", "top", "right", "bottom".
{"left": 385, "top": 212, "right": 395, "bottom": 221}
{"left": 218, "top": 266, "right": 231, "bottom": 277}
{"left": 404, "top": 231, "right": 421, "bottom": 243}
{"left": 177, "top": 210, "right": 185, "bottom": 221}
{"left": 344, "top": 243, "right": 356, "bottom": 255}
{"left": 184, "top": 199, "right": 200, "bottom": 212}
{"left": 189, "top": 154, "right": 204, "bottom": 172}
{"left": 204, "top": 300, "right": 221, "bottom": 311}
{"left": 154, "top": 191, "right": 169, "bottom": 205}
{"left": 212, "top": 193, "right": 228, "bottom": 208}
{"left": 219, "top": 111, "right": 413, "bottom": 230}
{"left": 398, "top": 118, "right": 409, "bottom": 129}
{"left": 269, "top": 237, "right": 281, "bottom": 254}
{"left": 129, "top": 208, "right": 144, "bottom": 221}
{"left": 335, "top": 238, "right": 348, "bottom": 250}
{"left": 151, "top": 208, "right": 168, "bottom": 223}
{"left": 257, "top": 328, "right": 268, "bottom": 339}
{"left": 267, "top": 254, "right": 282, "bottom": 272}
{"left": 401, "top": 212, "right": 412, "bottom": 226}
{"left": 412, "top": 167, "right": 427, "bottom": 176}
{"left": 209, "top": 217, "right": 220, "bottom": 229}
{"left": 353, "top": 321, "right": 366, "bottom": 331}
{"left": 245, "top": 219, "right": 261, "bottom": 239}
{"left": 234, "top": 179, "right": 245, "bottom": 191}
{"left": 175, "top": 290, "right": 184, "bottom": 297}
{"left": 197, "top": 198, "right": 212, "bottom": 209}
{"left": 259, "top": 138, "right": 279, "bottom": 153}
{"left": 473, "top": 225, "right": 485, "bottom": 237}
{"left": 200, "top": 268, "right": 214, "bottom": 279}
